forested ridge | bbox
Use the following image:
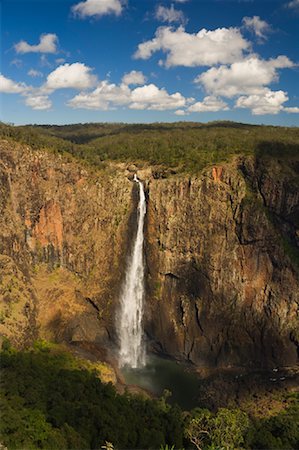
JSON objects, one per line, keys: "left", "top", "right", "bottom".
{"left": 1, "top": 121, "right": 298, "bottom": 173}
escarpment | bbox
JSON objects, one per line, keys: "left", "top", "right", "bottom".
{"left": 0, "top": 139, "right": 298, "bottom": 369}
{"left": 144, "top": 157, "right": 299, "bottom": 368}
{"left": 0, "top": 140, "right": 133, "bottom": 349}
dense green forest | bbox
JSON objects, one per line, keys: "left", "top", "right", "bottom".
{"left": 0, "top": 341, "right": 298, "bottom": 450}
{"left": 1, "top": 121, "right": 298, "bottom": 173}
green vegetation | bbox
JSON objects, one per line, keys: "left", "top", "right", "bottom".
{"left": 1, "top": 121, "right": 298, "bottom": 173}
{"left": 0, "top": 341, "right": 183, "bottom": 450}
{"left": 0, "top": 342, "right": 298, "bottom": 449}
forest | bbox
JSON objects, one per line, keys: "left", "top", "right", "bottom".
{"left": 0, "top": 340, "right": 298, "bottom": 450}
{"left": 1, "top": 121, "right": 298, "bottom": 173}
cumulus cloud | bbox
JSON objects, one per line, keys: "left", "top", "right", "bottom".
{"left": 72, "top": 0, "right": 123, "bottom": 18}
{"left": 134, "top": 26, "right": 250, "bottom": 67}
{"left": 174, "top": 109, "right": 187, "bottom": 116}
{"left": 68, "top": 80, "right": 187, "bottom": 111}
{"left": 195, "top": 56, "right": 295, "bottom": 98}
{"left": 68, "top": 81, "right": 130, "bottom": 109}
{"left": 129, "top": 84, "right": 186, "bottom": 110}
{"left": 15, "top": 33, "right": 58, "bottom": 54}
{"left": 45, "top": 63, "right": 97, "bottom": 91}
{"left": 0, "top": 74, "right": 28, "bottom": 94}
{"left": 0, "top": 74, "right": 52, "bottom": 110}
{"left": 122, "top": 70, "right": 146, "bottom": 85}
{"left": 188, "top": 96, "right": 229, "bottom": 112}
{"left": 28, "top": 69, "right": 43, "bottom": 78}
{"left": 25, "top": 95, "right": 52, "bottom": 110}
{"left": 155, "top": 5, "right": 186, "bottom": 24}
{"left": 242, "top": 16, "right": 271, "bottom": 41}
{"left": 235, "top": 89, "right": 289, "bottom": 115}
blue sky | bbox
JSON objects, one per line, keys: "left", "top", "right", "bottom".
{"left": 1, "top": 0, "right": 299, "bottom": 125}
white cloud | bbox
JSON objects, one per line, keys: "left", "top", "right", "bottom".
{"left": 174, "top": 0, "right": 189, "bottom": 2}
{"left": 235, "top": 89, "right": 289, "bottom": 115}
{"left": 195, "top": 56, "right": 295, "bottom": 98}
{"left": 188, "top": 96, "right": 229, "bottom": 112}
{"left": 56, "top": 58, "right": 66, "bottom": 64}
{"left": 122, "top": 70, "right": 146, "bottom": 85}
{"left": 287, "top": 0, "right": 299, "bottom": 9}
{"left": 72, "top": 0, "right": 123, "bottom": 18}
{"left": 45, "top": 63, "right": 97, "bottom": 91}
{"left": 25, "top": 95, "right": 52, "bottom": 110}
{"left": 242, "top": 16, "right": 271, "bottom": 41}
{"left": 68, "top": 80, "right": 131, "bottom": 109}
{"left": 174, "top": 109, "right": 187, "bottom": 116}
{"left": 134, "top": 26, "right": 250, "bottom": 67}
{"left": 0, "top": 74, "right": 28, "bottom": 94}
{"left": 15, "top": 33, "right": 58, "bottom": 54}
{"left": 130, "top": 84, "right": 186, "bottom": 110}
{"left": 68, "top": 80, "right": 187, "bottom": 111}
{"left": 155, "top": 5, "right": 186, "bottom": 24}
{"left": 28, "top": 69, "right": 43, "bottom": 78}
{"left": 284, "top": 106, "right": 299, "bottom": 113}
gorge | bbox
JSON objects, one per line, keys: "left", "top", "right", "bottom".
{"left": 0, "top": 122, "right": 298, "bottom": 399}
{"left": 0, "top": 126, "right": 298, "bottom": 374}
{"left": 0, "top": 122, "right": 298, "bottom": 448}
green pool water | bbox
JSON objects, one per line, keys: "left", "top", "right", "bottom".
{"left": 121, "top": 354, "right": 200, "bottom": 410}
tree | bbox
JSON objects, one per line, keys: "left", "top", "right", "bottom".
{"left": 211, "top": 408, "right": 249, "bottom": 450}
{"left": 184, "top": 409, "right": 213, "bottom": 450}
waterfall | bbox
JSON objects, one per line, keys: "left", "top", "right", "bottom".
{"left": 118, "top": 174, "right": 146, "bottom": 368}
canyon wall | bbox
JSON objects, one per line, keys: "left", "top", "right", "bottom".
{"left": 144, "top": 157, "right": 299, "bottom": 368}
{"left": 0, "top": 140, "right": 133, "bottom": 349}
{"left": 0, "top": 139, "right": 298, "bottom": 369}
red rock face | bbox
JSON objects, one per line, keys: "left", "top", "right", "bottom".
{"left": 212, "top": 166, "right": 223, "bottom": 182}
{"left": 32, "top": 200, "right": 63, "bottom": 252}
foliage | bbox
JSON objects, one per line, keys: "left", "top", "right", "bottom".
{"left": 0, "top": 342, "right": 298, "bottom": 449}
{"left": 245, "top": 393, "right": 299, "bottom": 450}
{"left": 185, "top": 407, "right": 249, "bottom": 450}
{"left": 0, "top": 344, "right": 183, "bottom": 449}
{"left": 1, "top": 121, "right": 298, "bottom": 174}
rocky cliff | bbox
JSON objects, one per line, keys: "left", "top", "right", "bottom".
{"left": 0, "top": 139, "right": 298, "bottom": 369}
{"left": 144, "top": 157, "right": 299, "bottom": 368}
{"left": 0, "top": 140, "right": 133, "bottom": 349}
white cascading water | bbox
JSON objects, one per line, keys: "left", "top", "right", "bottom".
{"left": 118, "top": 174, "right": 146, "bottom": 368}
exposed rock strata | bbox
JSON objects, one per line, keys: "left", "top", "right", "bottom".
{"left": 0, "top": 139, "right": 298, "bottom": 369}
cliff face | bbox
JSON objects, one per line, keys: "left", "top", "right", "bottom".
{"left": 144, "top": 157, "right": 299, "bottom": 368}
{"left": 0, "top": 140, "right": 133, "bottom": 348}
{"left": 0, "top": 139, "right": 298, "bottom": 369}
